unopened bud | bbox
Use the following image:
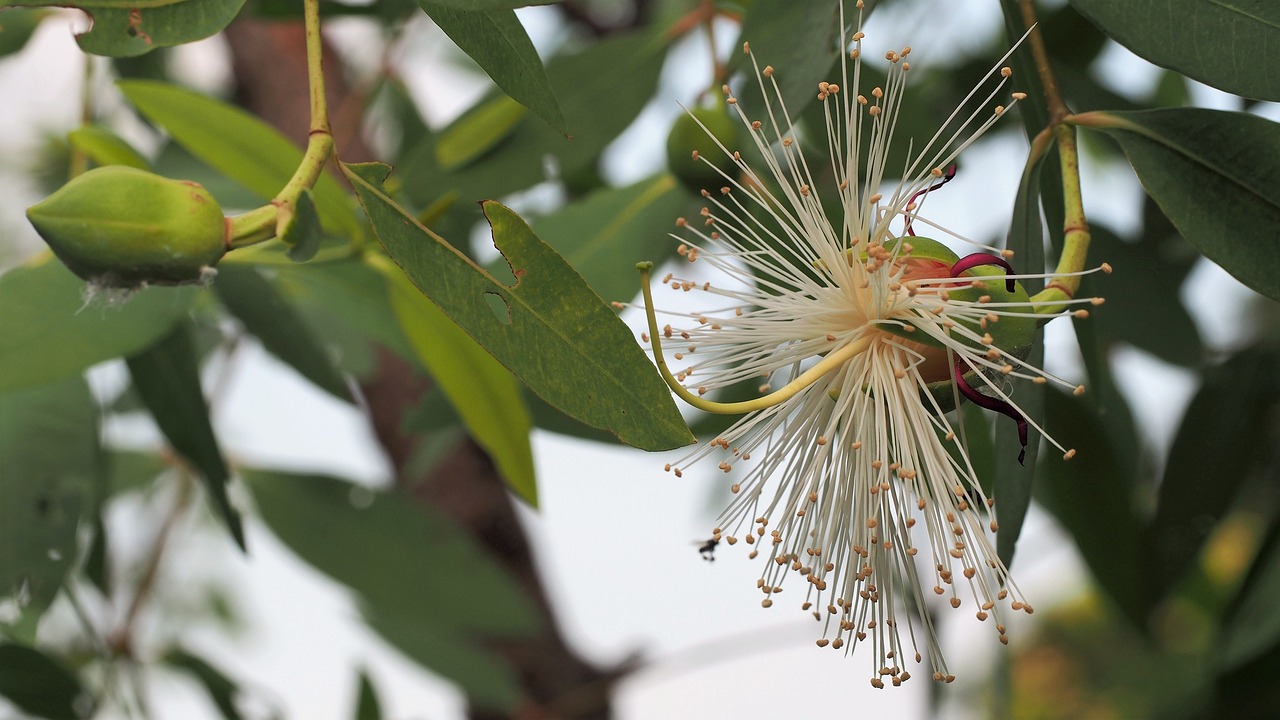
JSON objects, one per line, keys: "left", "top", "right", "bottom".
{"left": 26, "top": 166, "right": 227, "bottom": 287}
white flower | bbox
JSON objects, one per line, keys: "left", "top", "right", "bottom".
{"left": 636, "top": 1, "right": 1108, "bottom": 687}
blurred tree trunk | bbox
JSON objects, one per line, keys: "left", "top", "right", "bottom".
{"left": 223, "top": 18, "right": 619, "bottom": 719}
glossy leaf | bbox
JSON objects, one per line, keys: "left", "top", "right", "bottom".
{"left": 167, "top": 650, "right": 244, "bottom": 720}
{"left": 0, "top": 254, "right": 195, "bottom": 394}
{"left": 377, "top": 256, "right": 538, "bottom": 506}
{"left": 1146, "top": 346, "right": 1280, "bottom": 601}
{"left": 417, "top": 3, "right": 564, "bottom": 133}
{"left": 118, "top": 80, "right": 359, "bottom": 237}
{"left": 2, "top": 0, "right": 248, "bottom": 57}
{"left": 1069, "top": 0, "right": 1280, "bottom": 101}
{"left": 345, "top": 162, "right": 694, "bottom": 451}
{"left": 1076, "top": 108, "right": 1280, "bottom": 301}
{"left": 245, "top": 470, "right": 535, "bottom": 709}
{"left": 125, "top": 323, "right": 245, "bottom": 550}
{"left": 729, "top": 1, "right": 842, "bottom": 117}
{"left": 0, "top": 643, "right": 88, "bottom": 720}
{"left": 213, "top": 265, "right": 351, "bottom": 402}
{"left": 67, "top": 125, "right": 150, "bottom": 170}
{"left": 531, "top": 173, "right": 688, "bottom": 301}
{"left": 1039, "top": 390, "right": 1145, "bottom": 628}
{"left": 0, "top": 377, "right": 98, "bottom": 616}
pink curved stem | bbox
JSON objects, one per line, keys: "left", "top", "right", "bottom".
{"left": 903, "top": 164, "right": 956, "bottom": 237}
{"left": 954, "top": 360, "right": 1029, "bottom": 465}
{"left": 950, "top": 253, "right": 1016, "bottom": 293}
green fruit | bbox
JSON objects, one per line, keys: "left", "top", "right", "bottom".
{"left": 666, "top": 102, "right": 741, "bottom": 193}
{"left": 26, "top": 166, "right": 227, "bottom": 287}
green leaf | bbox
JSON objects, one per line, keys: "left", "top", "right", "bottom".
{"left": 377, "top": 256, "right": 538, "bottom": 506}
{"left": 166, "top": 650, "right": 244, "bottom": 720}
{"left": 1076, "top": 108, "right": 1280, "bottom": 301}
{"left": 419, "top": 0, "right": 558, "bottom": 8}
{"left": 213, "top": 265, "right": 351, "bottom": 402}
{"left": 434, "top": 95, "right": 526, "bottom": 171}
{"left": 67, "top": 125, "right": 151, "bottom": 170}
{"left": 0, "top": 377, "right": 98, "bottom": 616}
{"left": 1068, "top": 0, "right": 1280, "bottom": 101}
{"left": 1084, "top": 225, "right": 1202, "bottom": 367}
{"left": 531, "top": 173, "right": 689, "bottom": 302}
{"left": 401, "top": 28, "right": 666, "bottom": 205}
{"left": 0, "top": 643, "right": 88, "bottom": 720}
{"left": 117, "top": 79, "right": 359, "bottom": 238}
{"left": 1039, "top": 389, "right": 1145, "bottom": 628}
{"left": 345, "top": 162, "right": 694, "bottom": 451}
{"left": 0, "top": 9, "right": 49, "bottom": 58}
{"left": 1146, "top": 346, "right": 1280, "bottom": 601}
{"left": 729, "top": 0, "right": 842, "bottom": 119}
{"left": 125, "top": 323, "right": 245, "bottom": 550}
{"left": 244, "top": 470, "right": 535, "bottom": 709}
{"left": 417, "top": 4, "right": 565, "bottom": 133}
{"left": 281, "top": 189, "right": 322, "bottom": 263}
{"left": 4, "top": 0, "right": 248, "bottom": 58}
{"left": 994, "top": 341, "right": 1041, "bottom": 571}
{"left": 1222, "top": 520, "right": 1280, "bottom": 669}
{"left": 0, "top": 254, "right": 195, "bottom": 394}
{"left": 353, "top": 670, "right": 382, "bottom": 720}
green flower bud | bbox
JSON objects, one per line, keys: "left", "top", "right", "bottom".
{"left": 666, "top": 101, "right": 741, "bottom": 193}
{"left": 26, "top": 166, "right": 227, "bottom": 287}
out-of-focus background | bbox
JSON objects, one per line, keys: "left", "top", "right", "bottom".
{"left": 2, "top": 1, "right": 1278, "bottom": 718}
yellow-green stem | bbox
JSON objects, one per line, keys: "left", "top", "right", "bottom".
{"left": 1018, "top": 0, "right": 1093, "bottom": 314}
{"left": 637, "top": 262, "right": 870, "bottom": 415}
{"left": 227, "top": 0, "right": 334, "bottom": 251}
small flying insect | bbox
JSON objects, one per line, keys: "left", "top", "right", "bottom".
{"left": 695, "top": 537, "right": 720, "bottom": 562}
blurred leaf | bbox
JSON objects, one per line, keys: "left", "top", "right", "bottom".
{"left": 346, "top": 162, "right": 695, "bottom": 451}
{"left": 729, "top": 0, "right": 841, "bottom": 119}
{"left": 67, "top": 125, "right": 150, "bottom": 170}
{"left": 1085, "top": 225, "right": 1203, "bottom": 367}
{"left": 377, "top": 256, "right": 538, "bottom": 506}
{"left": 999, "top": 0, "right": 1050, "bottom": 141}
{"left": 1069, "top": 0, "right": 1280, "bottom": 101}
{"left": 401, "top": 28, "right": 666, "bottom": 205}
{"left": 167, "top": 650, "right": 244, "bottom": 720}
{"left": 531, "top": 173, "right": 688, "bottom": 301}
{"left": 118, "top": 80, "right": 359, "bottom": 238}
{"left": 0, "top": 643, "right": 88, "bottom": 720}
{"left": 421, "top": 0, "right": 558, "bottom": 7}
{"left": 125, "top": 323, "right": 245, "bottom": 550}
{"left": 107, "top": 449, "right": 168, "bottom": 494}
{"left": 1039, "top": 389, "right": 1145, "bottom": 628}
{"left": 154, "top": 141, "right": 264, "bottom": 211}
{"left": 435, "top": 95, "right": 526, "bottom": 171}
{"left": 353, "top": 670, "right": 382, "bottom": 720}
{"left": 245, "top": 470, "right": 535, "bottom": 709}
{"left": 0, "top": 0, "right": 248, "bottom": 57}
{"left": 0, "top": 8, "right": 47, "bottom": 58}
{"left": 214, "top": 265, "right": 351, "bottom": 402}
{"left": 0, "top": 377, "right": 97, "bottom": 616}
{"left": 84, "top": 512, "right": 109, "bottom": 595}
{"left": 1076, "top": 108, "right": 1280, "bottom": 301}
{"left": 417, "top": 3, "right": 565, "bottom": 133}
{"left": 0, "top": 254, "right": 195, "bottom": 394}
{"left": 1147, "top": 346, "right": 1280, "bottom": 602}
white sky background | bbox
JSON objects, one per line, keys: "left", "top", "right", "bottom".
{"left": 0, "top": 2, "right": 1271, "bottom": 718}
